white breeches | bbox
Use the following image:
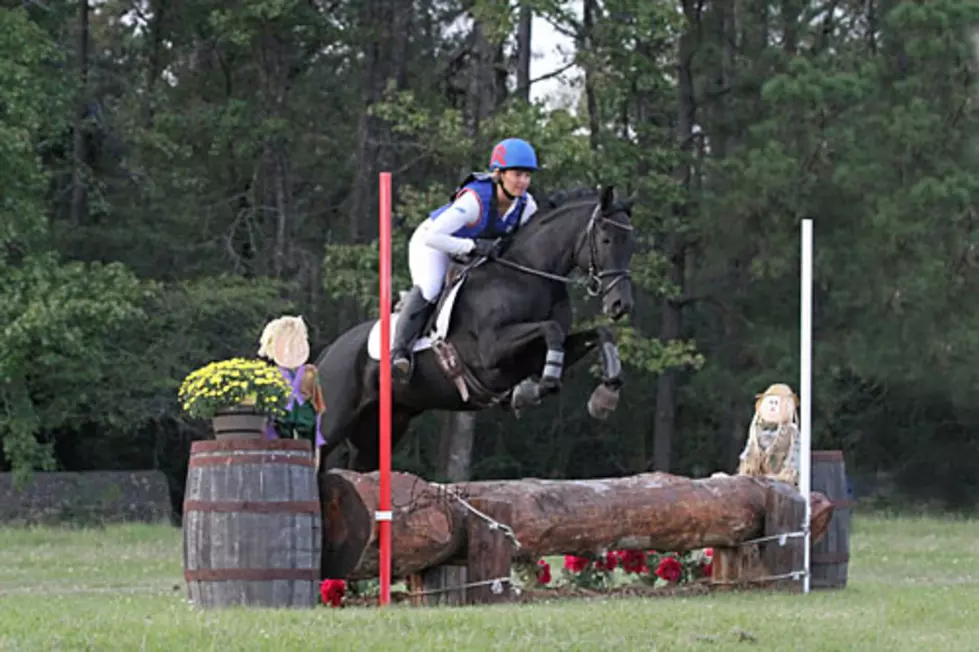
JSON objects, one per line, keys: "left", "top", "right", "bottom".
{"left": 408, "top": 221, "right": 450, "bottom": 302}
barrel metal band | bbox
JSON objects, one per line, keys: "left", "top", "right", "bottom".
{"left": 189, "top": 454, "right": 315, "bottom": 468}
{"left": 183, "top": 500, "right": 321, "bottom": 514}
{"left": 191, "top": 439, "right": 313, "bottom": 453}
{"left": 184, "top": 568, "right": 320, "bottom": 582}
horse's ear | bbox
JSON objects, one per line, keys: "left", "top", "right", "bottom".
{"left": 600, "top": 185, "right": 615, "bottom": 209}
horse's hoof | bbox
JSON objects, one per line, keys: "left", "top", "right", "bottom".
{"left": 510, "top": 379, "right": 541, "bottom": 411}
{"left": 587, "top": 383, "right": 620, "bottom": 419}
{"left": 538, "top": 376, "right": 562, "bottom": 396}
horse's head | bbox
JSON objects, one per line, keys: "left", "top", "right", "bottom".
{"left": 504, "top": 185, "right": 637, "bottom": 320}
{"left": 576, "top": 185, "right": 636, "bottom": 321}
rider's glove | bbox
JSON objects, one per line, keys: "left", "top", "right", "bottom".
{"left": 471, "top": 239, "right": 500, "bottom": 258}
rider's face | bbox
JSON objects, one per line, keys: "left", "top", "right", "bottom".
{"left": 500, "top": 169, "right": 532, "bottom": 197}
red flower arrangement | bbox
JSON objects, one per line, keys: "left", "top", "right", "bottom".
{"left": 536, "top": 559, "right": 552, "bottom": 585}
{"left": 654, "top": 556, "right": 683, "bottom": 583}
{"left": 594, "top": 551, "right": 619, "bottom": 572}
{"left": 615, "top": 549, "right": 649, "bottom": 575}
{"left": 320, "top": 578, "right": 346, "bottom": 607}
{"left": 558, "top": 547, "right": 714, "bottom": 590}
{"left": 564, "top": 555, "right": 590, "bottom": 573}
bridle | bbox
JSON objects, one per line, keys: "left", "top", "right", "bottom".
{"left": 488, "top": 201, "right": 634, "bottom": 298}
{"left": 581, "top": 203, "right": 634, "bottom": 297}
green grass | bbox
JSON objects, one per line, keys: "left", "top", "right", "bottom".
{"left": 2, "top": 513, "right": 979, "bottom": 650}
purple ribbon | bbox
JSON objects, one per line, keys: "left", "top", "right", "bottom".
{"left": 264, "top": 365, "right": 325, "bottom": 448}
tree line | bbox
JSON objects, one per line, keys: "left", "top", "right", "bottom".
{"left": 1, "top": 0, "right": 977, "bottom": 510}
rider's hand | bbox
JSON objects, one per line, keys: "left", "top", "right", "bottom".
{"left": 471, "top": 239, "right": 500, "bottom": 258}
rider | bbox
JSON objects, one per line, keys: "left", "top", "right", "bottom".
{"left": 390, "top": 137, "right": 541, "bottom": 381}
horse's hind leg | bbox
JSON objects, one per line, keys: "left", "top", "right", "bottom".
{"left": 319, "top": 439, "right": 357, "bottom": 472}
{"left": 344, "top": 404, "right": 416, "bottom": 473}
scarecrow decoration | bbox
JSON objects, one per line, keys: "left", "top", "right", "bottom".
{"left": 257, "top": 316, "right": 326, "bottom": 462}
{"left": 736, "top": 383, "right": 801, "bottom": 488}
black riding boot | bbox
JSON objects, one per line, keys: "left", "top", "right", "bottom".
{"left": 391, "top": 286, "right": 436, "bottom": 382}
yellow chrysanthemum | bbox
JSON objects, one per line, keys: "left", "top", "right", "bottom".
{"left": 178, "top": 357, "right": 292, "bottom": 420}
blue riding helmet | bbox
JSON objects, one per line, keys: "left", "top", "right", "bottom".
{"left": 488, "top": 138, "right": 539, "bottom": 172}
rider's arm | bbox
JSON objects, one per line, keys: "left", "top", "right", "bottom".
{"left": 421, "top": 190, "right": 481, "bottom": 256}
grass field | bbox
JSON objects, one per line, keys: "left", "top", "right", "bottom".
{"left": 1, "top": 512, "right": 978, "bottom": 651}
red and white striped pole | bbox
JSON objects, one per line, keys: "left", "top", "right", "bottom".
{"left": 377, "top": 172, "right": 393, "bottom": 607}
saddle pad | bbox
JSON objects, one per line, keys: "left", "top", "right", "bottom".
{"left": 366, "top": 280, "right": 464, "bottom": 361}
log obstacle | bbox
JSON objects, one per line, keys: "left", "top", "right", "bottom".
{"left": 709, "top": 483, "right": 833, "bottom": 591}
{"left": 403, "top": 499, "right": 516, "bottom": 606}
{"left": 318, "top": 468, "right": 834, "bottom": 599}
{"left": 183, "top": 438, "right": 322, "bottom": 609}
{"left": 319, "top": 469, "right": 465, "bottom": 581}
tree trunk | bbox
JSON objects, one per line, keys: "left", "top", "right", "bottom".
{"left": 438, "top": 16, "right": 506, "bottom": 479}
{"left": 256, "top": 25, "right": 293, "bottom": 279}
{"left": 652, "top": 0, "right": 698, "bottom": 472}
{"left": 347, "top": 0, "right": 411, "bottom": 240}
{"left": 438, "top": 412, "right": 475, "bottom": 482}
{"left": 515, "top": 4, "right": 533, "bottom": 102}
{"left": 465, "top": 21, "right": 500, "bottom": 145}
{"left": 782, "top": 0, "right": 800, "bottom": 56}
{"left": 319, "top": 468, "right": 835, "bottom": 580}
{"left": 712, "top": 0, "right": 736, "bottom": 157}
{"left": 71, "top": 0, "right": 90, "bottom": 227}
{"left": 142, "top": 0, "right": 167, "bottom": 127}
{"left": 583, "top": 0, "right": 600, "bottom": 150}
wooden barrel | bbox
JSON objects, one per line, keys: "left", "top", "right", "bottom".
{"left": 183, "top": 438, "right": 322, "bottom": 609}
{"left": 810, "top": 450, "right": 852, "bottom": 589}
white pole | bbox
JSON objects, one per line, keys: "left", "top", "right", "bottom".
{"left": 800, "top": 218, "right": 813, "bottom": 594}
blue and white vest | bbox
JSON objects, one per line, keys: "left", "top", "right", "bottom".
{"left": 429, "top": 173, "right": 527, "bottom": 239}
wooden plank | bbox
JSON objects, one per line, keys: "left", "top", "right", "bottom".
{"left": 408, "top": 565, "right": 468, "bottom": 606}
{"left": 466, "top": 500, "right": 514, "bottom": 605}
{"left": 761, "top": 483, "right": 805, "bottom": 592}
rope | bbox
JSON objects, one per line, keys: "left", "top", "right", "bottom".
{"left": 409, "top": 576, "right": 522, "bottom": 597}
{"left": 710, "top": 570, "right": 807, "bottom": 585}
{"left": 736, "top": 528, "right": 807, "bottom": 547}
{"left": 441, "top": 487, "right": 522, "bottom": 550}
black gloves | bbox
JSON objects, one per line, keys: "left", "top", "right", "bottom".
{"left": 471, "top": 238, "right": 501, "bottom": 258}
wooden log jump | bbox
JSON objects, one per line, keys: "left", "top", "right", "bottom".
{"left": 318, "top": 468, "right": 834, "bottom": 598}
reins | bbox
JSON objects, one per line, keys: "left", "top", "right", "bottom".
{"left": 483, "top": 201, "right": 634, "bottom": 299}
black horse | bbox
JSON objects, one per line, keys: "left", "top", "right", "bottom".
{"left": 314, "top": 185, "right": 637, "bottom": 471}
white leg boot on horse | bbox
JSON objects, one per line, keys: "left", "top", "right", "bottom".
{"left": 391, "top": 285, "right": 437, "bottom": 382}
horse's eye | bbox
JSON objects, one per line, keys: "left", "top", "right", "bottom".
{"left": 602, "top": 237, "right": 611, "bottom": 245}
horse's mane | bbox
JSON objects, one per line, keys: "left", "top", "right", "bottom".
{"left": 539, "top": 186, "right": 602, "bottom": 212}
{"left": 520, "top": 186, "right": 630, "bottom": 233}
